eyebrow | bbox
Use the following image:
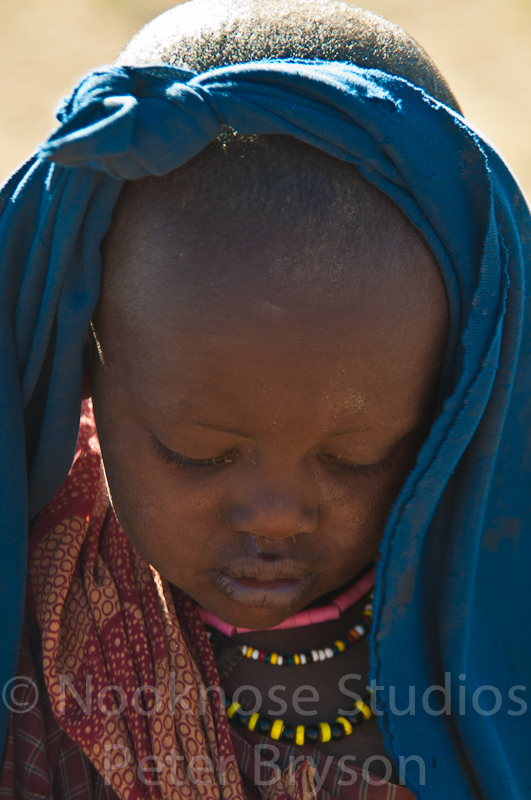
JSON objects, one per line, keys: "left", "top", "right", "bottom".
{"left": 191, "top": 421, "right": 373, "bottom": 438}
{"left": 327, "top": 428, "right": 373, "bottom": 437}
{"left": 190, "top": 420, "right": 253, "bottom": 439}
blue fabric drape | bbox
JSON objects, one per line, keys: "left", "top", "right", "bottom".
{"left": 1, "top": 60, "right": 529, "bottom": 799}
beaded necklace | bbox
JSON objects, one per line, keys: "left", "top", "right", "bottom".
{"left": 224, "top": 690, "right": 374, "bottom": 746}
{"left": 208, "top": 595, "right": 373, "bottom": 666}
{"left": 208, "top": 573, "right": 376, "bottom": 745}
{"left": 215, "top": 593, "right": 375, "bottom": 745}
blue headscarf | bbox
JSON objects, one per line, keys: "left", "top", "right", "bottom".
{"left": 1, "top": 60, "right": 529, "bottom": 799}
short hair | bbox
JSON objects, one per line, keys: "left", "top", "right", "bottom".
{"left": 118, "top": 0, "right": 461, "bottom": 112}
{"left": 105, "top": 0, "right": 450, "bottom": 294}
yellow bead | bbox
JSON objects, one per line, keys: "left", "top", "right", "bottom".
{"left": 246, "top": 647, "right": 254, "bottom": 659}
{"left": 270, "top": 719, "right": 285, "bottom": 740}
{"left": 248, "top": 713, "right": 260, "bottom": 731}
{"left": 226, "top": 701, "right": 241, "bottom": 719}
{"left": 295, "top": 725, "right": 305, "bottom": 746}
{"left": 354, "top": 700, "right": 372, "bottom": 720}
{"left": 334, "top": 640, "right": 346, "bottom": 652}
{"left": 336, "top": 716, "right": 353, "bottom": 736}
{"left": 319, "top": 722, "right": 332, "bottom": 742}
{"left": 270, "top": 653, "right": 278, "bottom": 665}
{"left": 294, "top": 654, "right": 300, "bottom": 665}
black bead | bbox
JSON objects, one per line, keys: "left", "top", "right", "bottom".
{"left": 332, "top": 645, "right": 340, "bottom": 656}
{"left": 330, "top": 724, "right": 344, "bottom": 741}
{"left": 256, "top": 717, "right": 272, "bottom": 735}
{"left": 231, "top": 709, "right": 248, "bottom": 727}
{"left": 281, "top": 725, "right": 296, "bottom": 743}
{"left": 224, "top": 696, "right": 231, "bottom": 709}
{"left": 287, "top": 655, "right": 295, "bottom": 666}
{"left": 346, "top": 711, "right": 362, "bottom": 726}
{"left": 305, "top": 726, "right": 319, "bottom": 743}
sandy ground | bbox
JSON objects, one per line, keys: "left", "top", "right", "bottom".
{"left": 0, "top": 0, "right": 530, "bottom": 198}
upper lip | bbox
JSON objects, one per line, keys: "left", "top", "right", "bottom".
{"left": 220, "top": 559, "right": 311, "bottom": 582}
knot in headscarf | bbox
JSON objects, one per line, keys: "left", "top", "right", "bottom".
{"left": 39, "top": 62, "right": 402, "bottom": 178}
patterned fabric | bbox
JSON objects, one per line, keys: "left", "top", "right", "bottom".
{"left": 0, "top": 403, "right": 413, "bottom": 800}
{"left": 231, "top": 729, "right": 413, "bottom": 800}
{"left": 0, "top": 613, "right": 118, "bottom": 800}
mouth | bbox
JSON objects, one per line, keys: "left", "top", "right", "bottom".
{"left": 212, "top": 561, "right": 315, "bottom": 609}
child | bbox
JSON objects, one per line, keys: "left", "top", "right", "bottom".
{"left": 0, "top": 1, "right": 529, "bottom": 798}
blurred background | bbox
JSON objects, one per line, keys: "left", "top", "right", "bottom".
{"left": 0, "top": 0, "right": 529, "bottom": 196}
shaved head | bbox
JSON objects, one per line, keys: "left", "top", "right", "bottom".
{"left": 107, "top": 0, "right": 459, "bottom": 287}
{"left": 100, "top": 0, "right": 450, "bottom": 367}
{"left": 103, "top": 134, "right": 446, "bottom": 327}
{"left": 118, "top": 0, "right": 460, "bottom": 113}
{"left": 105, "top": 0, "right": 459, "bottom": 304}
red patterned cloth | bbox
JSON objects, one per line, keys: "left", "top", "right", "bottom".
{"left": 0, "top": 403, "right": 415, "bottom": 800}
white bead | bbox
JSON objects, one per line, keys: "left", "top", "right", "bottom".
{"left": 311, "top": 650, "right": 319, "bottom": 662}
{"left": 300, "top": 654, "right": 307, "bottom": 664}
{"left": 252, "top": 649, "right": 259, "bottom": 660}
{"left": 324, "top": 647, "right": 334, "bottom": 659}
{"left": 354, "top": 625, "right": 365, "bottom": 637}
{"left": 318, "top": 649, "right": 326, "bottom": 661}
{"left": 242, "top": 645, "right": 248, "bottom": 656}
{"left": 277, "top": 655, "right": 283, "bottom": 666}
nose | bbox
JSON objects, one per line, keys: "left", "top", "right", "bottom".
{"left": 226, "top": 487, "right": 318, "bottom": 540}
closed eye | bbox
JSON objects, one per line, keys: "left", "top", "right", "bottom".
{"left": 151, "top": 433, "right": 394, "bottom": 475}
{"left": 319, "top": 452, "right": 394, "bottom": 476}
{"left": 151, "top": 435, "right": 239, "bottom": 471}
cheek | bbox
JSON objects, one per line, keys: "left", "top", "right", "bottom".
{"left": 322, "top": 469, "right": 408, "bottom": 569}
{"left": 325, "top": 436, "right": 425, "bottom": 561}
{"left": 91, "top": 401, "right": 217, "bottom": 588}
{"left": 102, "top": 451, "right": 216, "bottom": 576}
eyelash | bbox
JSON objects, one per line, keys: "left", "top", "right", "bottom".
{"left": 320, "top": 453, "right": 393, "bottom": 477}
{"left": 151, "top": 436, "right": 393, "bottom": 475}
{"left": 151, "top": 437, "right": 239, "bottom": 470}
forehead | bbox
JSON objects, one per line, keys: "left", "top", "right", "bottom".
{"left": 95, "top": 139, "right": 448, "bottom": 413}
{"left": 94, "top": 148, "right": 448, "bottom": 436}
{"left": 99, "top": 135, "right": 447, "bottom": 322}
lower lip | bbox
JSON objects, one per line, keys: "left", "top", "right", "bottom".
{"left": 212, "top": 571, "right": 313, "bottom": 609}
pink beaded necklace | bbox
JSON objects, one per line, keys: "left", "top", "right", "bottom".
{"left": 198, "top": 565, "right": 376, "bottom": 636}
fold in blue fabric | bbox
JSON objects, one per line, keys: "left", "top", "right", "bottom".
{"left": 1, "top": 60, "right": 530, "bottom": 799}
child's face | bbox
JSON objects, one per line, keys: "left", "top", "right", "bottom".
{"left": 89, "top": 188, "right": 448, "bottom": 631}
